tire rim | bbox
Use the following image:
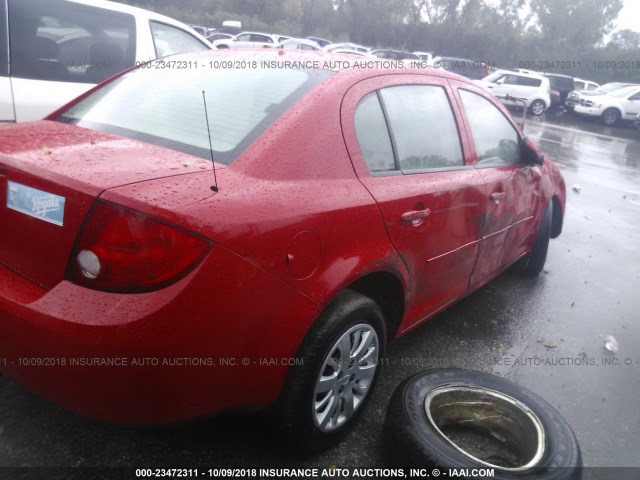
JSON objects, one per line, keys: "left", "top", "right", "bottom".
{"left": 313, "top": 323, "right": 379, "bottom": 432}
{"left": 531, "top": 102, "right": 544, "bottom": 115}
{"left": 603, "top": 111, "right": 617, "bottom": 126}
{"left": 424, "top": 386, "right": 546, "bottom": 472}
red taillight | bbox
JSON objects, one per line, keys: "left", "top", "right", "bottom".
{"left": 66, "top": 201, "right": 211, "bottom": 293}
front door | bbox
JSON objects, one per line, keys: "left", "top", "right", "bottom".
{"left": 455, "top": 86, "right": 541, "bottom": 287}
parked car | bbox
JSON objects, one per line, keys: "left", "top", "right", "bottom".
{"left": 188, "top": 24, "right": 208, "bottom": 37}
{"left": 573, "top": 78, "right": 599, "bottom": 92}
{"left": 306, "top": 36, "right": 332, "bottom": 48}
{"left": 206, "top": 32, "right": 234, "bottom": 43}
{"left": 433, "top": 56, "right": 491, "bottom": 80}
{"left": 212, "top": 31, "right": 280, "bottom": 49}
{"left": 275, "top": 39, "right": 323, "bottom": 51}
{"left": 475, "top": 69, "right": 551, "bottom": 115}
{"left": 0, "top": 0, "right": 213, "bottom": 123}
{"left": 413, "top": 51, "right": 434, "bottom": 64}
{"left": 0, "top": 50, "right": 565, "bottom": 452}
{"left": 549, "top": 89, "right": 562, "bottom": 109}
{"left": 324, "top": 42, "right": 370, "bottom": 54}
{"left": 328, "top": 49, "right": 369, "bottom": 57}
{"left": 544, "top": 74, "right": 574, "bottom": 108}
{"left": 574, "top": 84, "right": 640, "bottom": 126}
{"left": 566, "top": 82, "right": 637, "bottom": 111}
{"left": 370, "top": 49, "right": 420, "bottom": 61}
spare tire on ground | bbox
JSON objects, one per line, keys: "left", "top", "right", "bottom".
{"left": 384, "top": 369, "right": 581, "bottom": 480}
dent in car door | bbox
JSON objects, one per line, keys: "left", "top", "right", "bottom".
{"left": 456, "top": 87, "right": 540, "bottom": 286}
{"left": 342, "top": 76, "right": 486, "bottom": 332}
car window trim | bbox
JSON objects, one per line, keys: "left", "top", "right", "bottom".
{"left": 377, "top": 83, "right": 467, "bottom": 175}
{"left": 375, "top": 90, "right": 401, "bottom": 172}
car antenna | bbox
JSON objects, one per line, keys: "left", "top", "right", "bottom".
{"left": 202, "top": 90, "right": 219, "bottom": 192}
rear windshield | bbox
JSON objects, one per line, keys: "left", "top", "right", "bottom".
{"left": 56, "top": 61, "right": 333, "bottom": 165}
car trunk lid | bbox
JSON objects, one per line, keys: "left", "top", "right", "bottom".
{"left": 0, "top": 121, "right": 213, "bottom": 289}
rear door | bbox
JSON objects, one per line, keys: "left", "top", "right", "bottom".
{"left": 0, "top": 0, "right": 14, "bottom": 122}
{"left": 453, "top": 84, "right": 541, "bottom": 287}
{"left": 342, "top": 75, "right": 486, "bottom": 331}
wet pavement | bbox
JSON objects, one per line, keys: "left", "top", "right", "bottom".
{"left": 0, "top": 112, "right": 639, "bottom": 476}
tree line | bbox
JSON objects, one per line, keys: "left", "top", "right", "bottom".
{"left": 119, "top": 0, "right": 640, "bottom": 83}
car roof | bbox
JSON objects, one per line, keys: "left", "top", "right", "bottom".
{"left": 493, "top": 69, "right": 546, "bottom": 80}
{"left": 234, "top": 31, "right": 277, "bottom": 37}
{"left": 544, "top": 73, "right": 573, "bottom": 79}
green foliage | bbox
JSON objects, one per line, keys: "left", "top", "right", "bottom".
{"left": 113, "top": 0, "right": 639, "bottom": 83}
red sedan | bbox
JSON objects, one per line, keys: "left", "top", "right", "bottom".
{"left": 0, "top": 50, "right": 565, "bottom": 451}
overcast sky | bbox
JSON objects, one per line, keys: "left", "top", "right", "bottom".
{"left": 616, "top": 0, "right": 640, "bottom": 32}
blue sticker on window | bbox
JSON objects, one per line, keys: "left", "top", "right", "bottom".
{"left": 7, "top": 181, "right": 65, "bottom": 226}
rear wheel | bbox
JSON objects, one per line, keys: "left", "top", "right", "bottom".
{"left": 275, "top": 290, "right": 386, "bottom": 451}
{"left": 600, "top": 108, "right": 620, "bottom": 126}
{"left": 529, "top": 100, "right": 546, "bottom": 116}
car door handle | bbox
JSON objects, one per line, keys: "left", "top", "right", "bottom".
{"left": 490, "top": 191, "right": 505, "bottom": 204}
{"left": 401, "top": 209, "right": 431, "bottom": 223}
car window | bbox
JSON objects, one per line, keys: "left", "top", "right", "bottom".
{"left": 574, "top": 81, "right": 585, "bottom": 90}
{"left": 518, "top": 76, "right": 542, "bottom": 87}
{"left": 629, "top": 93, "right": 640, "bottom": 101}
{"left": 300, "top": 44, "right": 316, "bottom": 51}
{"left": 459, "top": 89, "right": 521, "bottom": 166}
{"left": 251, "top": 34, "right": 273, "bottom": 43}
{"left": 150, "top": 22, "right": 209, "bottom": 58}
{"left": 380, "top": 85, "right": 463, "bottom": 171}
{"left": 502, "top": 75, "right": 520, "bottom": 85}
{"left": 57, "top": 64, "right": 333, "bottom": 165}
{"left": 8, "top": 0, "right": 136, "bottom": 84}
{"left": 235, "top": 33, "right": 251, "bottom": 42}
{"left": 354, "top": 92, "right": 396, "bottom": 173}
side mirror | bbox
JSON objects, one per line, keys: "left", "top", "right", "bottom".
{"left": 521, "top": 137, "right": 544, "bottom": 166}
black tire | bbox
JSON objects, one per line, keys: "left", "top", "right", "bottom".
{"left": 513, "top": 202, "right": 552, "bottom": 275}
{"left": 384, "top": 369, "right": 581, "bottom": 480}
{"left": 529, "top": 100, "right": 546, "bottom": 116}
{"left": 275, "top": 290, "right": 386, "bottom": 452}
{"left": 600, "top": 108, "right": 620, "bottom": 127}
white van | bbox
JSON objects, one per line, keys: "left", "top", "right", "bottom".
{"left": 0, "top": 0, "right": 212, "bottom": 122}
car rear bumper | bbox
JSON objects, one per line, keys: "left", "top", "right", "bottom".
{"left": 0, "top": 245, "right": 320, "bottom": 424}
